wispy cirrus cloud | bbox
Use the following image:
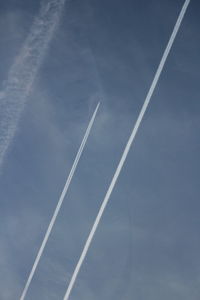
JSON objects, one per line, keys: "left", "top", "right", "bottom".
{"left": 0, "top": 0, "right": 67, "bottom": 169}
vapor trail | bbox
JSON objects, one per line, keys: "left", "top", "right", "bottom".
{"left": 0, "top": 0, "right": 67, "bottom": 169}
{"left": 19, "top": 102, "right": 100, "bottom": 300}
{"left": 63, "top": 1, "right": 191, "bottom": 299}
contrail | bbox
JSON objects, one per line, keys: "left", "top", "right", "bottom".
{"left": 0, "top": 0, "right": 67, "bottom": 169}
{"left": 63, "top": 1, "right": 191, "bottom": 299}
{"left": 19, "top": 102, "right": 100, "bottom": 300}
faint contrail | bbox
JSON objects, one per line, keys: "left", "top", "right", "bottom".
{"left": 19, "top": 102, "right": 100, "bottom": 300}
{"left": 0, "top": 0, "right": 67, "bottom": 169}
{"left": 63, "top": 1, "right": 191, "bottom": 299}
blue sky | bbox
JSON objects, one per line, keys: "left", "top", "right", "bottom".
{"left": 0, "top": 0, "right": 200, "bottom": 299}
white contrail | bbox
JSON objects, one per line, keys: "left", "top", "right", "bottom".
{"left": 63, "top": 1, "right": 191, "bottom": 299}
{"left": 0, "top": 0, "right": 67, "bottom": 169}
{"left": 19, "top": 102, "right": 100, "bottom": 300}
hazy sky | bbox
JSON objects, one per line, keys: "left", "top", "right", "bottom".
{"left": 0, "top": 0, "right": 200, "bottom": 299}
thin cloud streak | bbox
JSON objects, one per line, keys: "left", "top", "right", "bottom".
{"left": 62, "top": 1, "right": 191, "bottom": 299}
{"left": 0, "top": 0, "right": 67, "bottom": 169}
{"left": 19, "top": 102, "right": 100, "bottom": 300}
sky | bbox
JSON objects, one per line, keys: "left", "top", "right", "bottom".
{"left": 0, "top": 0, "right": 200, "bottom": 299}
